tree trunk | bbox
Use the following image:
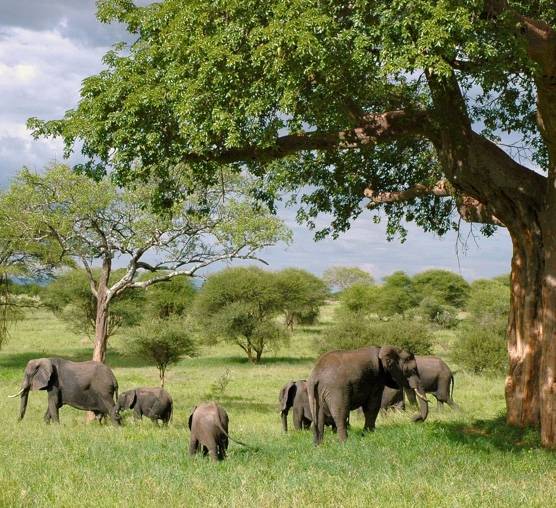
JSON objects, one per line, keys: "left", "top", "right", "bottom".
{"left": 505, "top": 216, "right": 556, "bottom": 448}
{"left": 92, "top": 258, "right": 112, "bottom": 363}
{"left": 92, "top": 289, "right": 110, "bottom": 363}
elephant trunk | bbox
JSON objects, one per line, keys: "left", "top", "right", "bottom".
{"left": 19, "top": 388, "right": 30, "bottom": 421}
{"left": 408, "top": 376, "right": 429, "bottom": 422}
{"left": 280, "top": 410, "right": 288, "bottom": 432}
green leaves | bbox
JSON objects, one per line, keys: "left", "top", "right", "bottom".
{"left": 28, "top": 1, "right": 555, "bottom": 241}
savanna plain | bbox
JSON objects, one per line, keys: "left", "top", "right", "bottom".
{"left": 1, "top": 305, "right": 555, "bottom": 508}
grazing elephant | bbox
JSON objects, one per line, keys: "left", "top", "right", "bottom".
{"left": 307, "top": 345, "right": 429, "bottom": 444}
{"left": 188, "top": 402, "right": 249, "bottom": 461}
{"left": 279, "top": 380, "right": 343, "bottom": 432}
{"left": 9, "top": 358, "right": 120, "bottom": 425}
{"left": 405, "top": 356, "right": 458, "bottom": 410}
{"left": 115, "top": 387, "right": 173, "bottom": 424}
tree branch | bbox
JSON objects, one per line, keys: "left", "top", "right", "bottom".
{"left": 364, "top": 179, "right": 504, "bottom": 226}
{"left": 181, "top": 110, "right": 435, "bottom": 164}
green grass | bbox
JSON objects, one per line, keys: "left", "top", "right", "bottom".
{"left": 1, "top": 308, "right": 555, "bottom": 507}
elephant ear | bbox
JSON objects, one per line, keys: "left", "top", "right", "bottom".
{"left": 127, "top": 390, "right": 137, "bottom": 409}
{"left": 32, "top": 359, "right": 53, "bottom": 390}
{"left": 188, "top": 407, "right": 197, "bottom": 430}
{"left": 280, "top": 381, "right": 297, "bottom": 412}
{"left": 378, "top": 346, "right": 401, "bottom": 389}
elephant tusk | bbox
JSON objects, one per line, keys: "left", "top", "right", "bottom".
{"left": 413, "top": 389, "right": 430, "bottom": 403}
{"left": 8, "top": 388, "right": 24, "bottom": 398}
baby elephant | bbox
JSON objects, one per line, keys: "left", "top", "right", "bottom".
{"left": 189, "top": 402, "right": 248, "bottom": 461}
{"left": 115, "top": 387, "right": 173, "bottom": 424}
{"left": 279, "top": 380, "right": 345, "bottom": 432}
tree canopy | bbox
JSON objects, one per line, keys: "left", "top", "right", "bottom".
{"left": 322, "top": 266, "right": 375, "bottom": 292}
{"left": 193, "top": 266, "right": 289, "bottom": 363}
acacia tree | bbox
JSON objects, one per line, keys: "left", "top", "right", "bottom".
{"left": 28, "top": 1, "right": 556, "bottom": 445}
{"left": 1, "top": 165, "right": 289, "bottom": 362}
{"left": 322, "top": 266, "right": 375, "bottom": 293}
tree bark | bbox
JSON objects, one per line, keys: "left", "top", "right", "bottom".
{"left": 92, "top": 258, "right": 112, "bottom": 363}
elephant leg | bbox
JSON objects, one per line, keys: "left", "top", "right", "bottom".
{"left": 218, "top": 436, "right": 228, "bottom": 460}
{"left": 333, "top": 413, "right": 348, "bottom": 443}
{"left": 292, "top": 407, "right": 303, "bottom": 430}
{"left": 362, "top": 389, "right": 383, "bottom": 432}
{"left": 312, "top": 401, "right": 326, "bottom": 446}
{"left": 43, "top": 407, "right": 51, "bottom": 424}
{"left": 133, "top": 408, "right": 142, "bottom": 420}
{"left": 47, "top": 393, "right": 60, "bottom": 423}
{"left": 328, "top": 392, "right": 349, "bottom": 443}
{"left": 188, "top": 437, "right": 199, "bottom": 456}
{"left": 302, "top": 417, "right": 311, "bottom": 430}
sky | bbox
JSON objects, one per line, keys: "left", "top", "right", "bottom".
{"left": 0, "top": 1, "right": 513, "bottom": 281}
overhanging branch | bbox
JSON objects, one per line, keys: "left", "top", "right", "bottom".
{"left": 364, "top": 180, "right": 504, "bottom": 226}
{"left": 181, "top": 110, "right": 434, "bottom": 164}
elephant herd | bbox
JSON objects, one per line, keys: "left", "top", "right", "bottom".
{"left": 8, "top": 346, "right": 458, "bottom": 461}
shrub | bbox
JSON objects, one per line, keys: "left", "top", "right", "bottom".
{"left": 338, "top": 283, "right": 376, "bottom": 315}
{"left": 453, "top": 325, "right": 507, "bottom": 374}
{"left": 466, "top": 279, "right": 510, "bottom": 324}
{"left": 418, "top": 297, "right": 459, "bottom": 328}
{"left": 371, "top": 271, "right": 419, "bottom": 318}
{"left": 132, "top": 319, "right": 197, "bottom": 386}
{"left": 413, "top": 269, "right": 470, "bottom": 308}
{"left": 316, "top": 314, "right": 433, "bottom": 355}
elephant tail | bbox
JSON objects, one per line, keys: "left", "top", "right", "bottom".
{"left": 216, "top": 423, "right": 257, "bottom": 450}
{"left": 168, "top": 399, "right": 174, "bottom": 423}
{"left": 450, "top": 374, "right": 455, "bottom": 401}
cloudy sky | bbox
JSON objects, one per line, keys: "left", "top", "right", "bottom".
{"left": 0, "top": 1, "right": 513, "bottom": 281}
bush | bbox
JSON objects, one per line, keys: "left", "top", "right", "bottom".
{"left": 453, "top": 325, "right": 507, "bottom": 374}
{"left": 418, "top": 297, "right": 459, "bottom": 328}
{"left": 413, "top": 269, "right": 470, "bottom": 308}
{"left": 338, "top": 283, "right": 376, "bottom": 315}
{"left": 316, "top": 314, "right": 433, "bottom": 355}
{"left": 466, "top": 279, "right": 510, "bottom": 324}
{"left": 371, "top": 271, "right": 419, "bottom": 318}
{"left": 132, "top": 319, "right": 197, "bottom": 386}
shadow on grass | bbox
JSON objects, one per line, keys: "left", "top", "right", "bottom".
{"left": 0, "top": 350, "right": 153, "bottom": 370}
{"left": 431, "top": 415, "right": 542, "bottom": 451}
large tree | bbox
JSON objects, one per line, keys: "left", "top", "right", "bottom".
{"left": 1, "top": 165, "right": 289, "bottom": 362}
{"left": 29, "top": 1, "right": 556, "bottom": 445}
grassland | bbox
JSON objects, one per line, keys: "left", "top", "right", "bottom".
{"left": 1, "top": 306, "right": 555, "bottom": 507}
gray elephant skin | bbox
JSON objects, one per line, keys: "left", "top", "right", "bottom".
{"left": 406, "top": 356, "right": 458, "bottom": 409}
{"left": 116, "top": 387, "right": 173, "bottom": 424}
{"left": 381, "top": 356, "right": 458, "bottom": 411}
{"left": 11, "top": 358, "right": 120, "bottom": 424}
{"left": 279, "top": 380, "right": 342, "bottom": 432}
{"left": 307, "top": 345, "right": 429, "bottom": 444}
{"left": 188, "top": 402, "right": 232, "bottom": 461}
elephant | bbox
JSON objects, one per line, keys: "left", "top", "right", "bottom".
{"left": 405, "top": 356, "right": 458, "bottom": 410}
{"left": 307, "top": 345, "right": 429, "bottom": 444}
{"left": 188, "top": 402, "right": 248, "bottom": 461}
{"left": 115, "top": 387, "right": 173, "bottom": 424}
{"left": 9, "top": 358, "right": 120, "bottom": 425}
{"left": 279, "top": 380, "right": 344, "bottom": 432}
{"left": 380, "top": 356, "right": 458, "bottom": 411}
